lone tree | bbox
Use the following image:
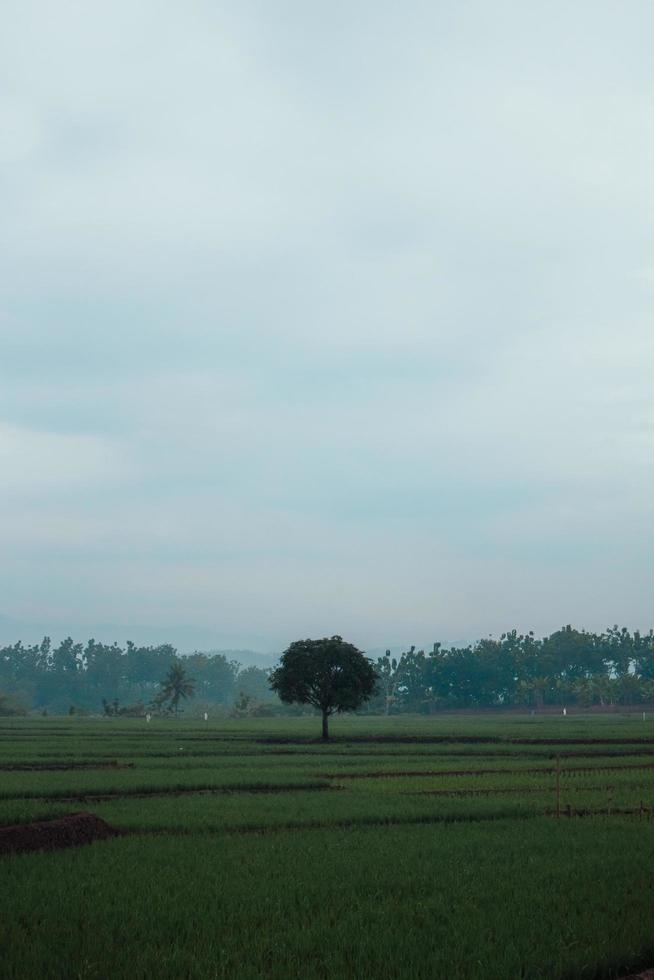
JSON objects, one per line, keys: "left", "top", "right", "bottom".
{"left": 269, "top": 636, "right": 377, "bottom": 739}
{"left": 155, "top": 660, "right": 196, "bottom": 716}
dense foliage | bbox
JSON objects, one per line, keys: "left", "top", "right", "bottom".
{"left": 270, "top": 635, "right": 378, "bottom": 737}
{"left": 153, "top": 661, "right": 196, "bottom": 716}
{"left": 372, "top": 625, "right": 654, "bottom": 712}
{"left": 2, "top": 624, "right": 654, "bottom": 715}
{"left": 0, "top": 639, "right": 270, "bottom": 714}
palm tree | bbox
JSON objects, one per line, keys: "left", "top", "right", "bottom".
{"left": 156, "top": 661, "right": 196, "bottom": 716}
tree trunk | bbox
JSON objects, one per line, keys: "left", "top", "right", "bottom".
{"left": 321, "top": 709, "right": 329, "bottom": 740}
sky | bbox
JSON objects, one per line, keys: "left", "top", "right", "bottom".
{"left": 1, "top": 1, "right": 653, "bottom": 653}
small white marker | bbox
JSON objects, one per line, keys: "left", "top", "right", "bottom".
{"left": 204, "top": 712, "right": 208, "bottom": 722}
{"left": 562, "top": 707, "right": 567, "bottom": 716}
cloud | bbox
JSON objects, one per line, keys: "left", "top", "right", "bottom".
{"left": 0, "top": 423, "right": 133, "bottom": 495}
{"left": 1, "top": 0, "right": 653, "bottom": 646}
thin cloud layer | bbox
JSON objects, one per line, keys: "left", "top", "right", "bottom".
{"left": 1, "top": 1, "right": 653, "bottom": 650}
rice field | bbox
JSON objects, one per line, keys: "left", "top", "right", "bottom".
{"left": 2, "top": 713, "right": 654, "bottom": 978}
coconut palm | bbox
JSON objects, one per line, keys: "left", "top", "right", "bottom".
{"left": 156, "top": 660, "right": 196, "bottom": 716}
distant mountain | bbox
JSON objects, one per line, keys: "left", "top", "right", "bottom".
{"left": 189, "top": 649, "right": 281, "bottom": 670}
{"left": 0, "top": 615, "right": 470, "bottom": 665}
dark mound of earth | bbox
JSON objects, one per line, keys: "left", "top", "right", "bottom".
{"left": 0, "top": 812, "right": 121, "bottom": 856}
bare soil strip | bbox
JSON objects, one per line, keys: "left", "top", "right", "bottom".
{"left": 511, "top": 737, "right": 654, "bottom": 745}
{"left": 257, "top": 735, "right": 654, "bottom": 746}
{"left": 130, "top": 806, "right": 653, "bottom": 838}
{"left": 45, "top": 747, "right": 654, "bottom": 763}
{"left": 0, "top": 812, "right": 121, "bottom": 856}
{"left": 560, "top": 807, "right": 654, "bottom": 818}
{"left": 410, "top": 783, "right": 643, "bottom": 797}
{"left": 134, "top": 810, "right": 542, "bottom": 837}
{"left": 5, "top": 783, "right": 333, "bottom": 804}
{"left": 0, "top": 761, "right": 135, "bottom": 771}
{"left": 2, "top": 805, "right": 650, "bottom": 858}
{"left": 329, "top": 762, "right": 654, "bottom": 779}
{"left": 258, "top": 735, "right": 501, "bottom": 745}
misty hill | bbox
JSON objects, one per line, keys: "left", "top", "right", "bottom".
{"left": 189, "top": 650, "right": 280, "bottom": 670}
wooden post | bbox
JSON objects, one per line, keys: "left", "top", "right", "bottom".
{"left": 556, "top": 755, "right": 561, "bottom": 818}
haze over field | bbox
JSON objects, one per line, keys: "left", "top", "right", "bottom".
{"left": 1, "top": 1, "right": 653, "bottom": 652}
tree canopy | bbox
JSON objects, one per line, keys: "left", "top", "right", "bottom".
{"left": 0, "top": 639, "right": 270, "bottom": 715}
{"left": 2, "top": 624, "right": 654, "bottom": 716}
{"left": 269, "top": 635, "right": 378, "bottom": 738}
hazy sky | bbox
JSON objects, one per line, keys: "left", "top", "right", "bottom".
{"left": 1, "top": 1, "right": 653, "bottom": 652}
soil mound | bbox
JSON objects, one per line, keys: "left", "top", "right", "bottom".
{"left": 0, "top": 812, "right": 121, "bottom": 856}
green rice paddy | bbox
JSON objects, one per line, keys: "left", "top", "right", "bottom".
{"left": 2, "top": 713, "right": 654, "bottom": 978}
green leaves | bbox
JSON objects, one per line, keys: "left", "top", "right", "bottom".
{"left": 269, "top": 636, "right": 378, "bottom": 735}
{"left": 155, "top": 661, "right": 197, "bottom": 716}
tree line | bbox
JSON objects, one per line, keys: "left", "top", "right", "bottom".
{"left": 371, "top": 625, "right": 654, "bottom": 713}
{"left": 1, "top": 624, "right": 654, "bottom": 716}
{"left": 0, "top": 638, "right": 272, "bottom": 715}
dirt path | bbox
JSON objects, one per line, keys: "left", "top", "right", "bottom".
{"left": 329, "top": 761, "right": 654, "bottom": 779}
{"left": 0, "top": 762, "right": 134, "bottom": 771}
{"left": 3, "top": 782, "right": 332, "bottom": 804}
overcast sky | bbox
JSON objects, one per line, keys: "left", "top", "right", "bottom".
{"left": 1, "top": 1, "right": 653, "bottom": 653}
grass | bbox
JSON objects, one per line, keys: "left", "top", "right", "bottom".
{"left": 3, "top": 713, "right": 654, "bottom": 978}
{"left": 3, "top": 819, "right": 654, "bottom": 979}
